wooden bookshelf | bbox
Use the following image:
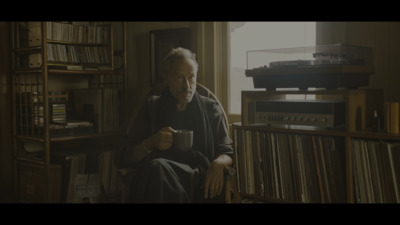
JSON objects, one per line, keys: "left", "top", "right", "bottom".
{"left": 233, "top": 89, "right": 400, "bottom": 203}
{"left": 10, "top": 22, "right": 127, "bottom": 203}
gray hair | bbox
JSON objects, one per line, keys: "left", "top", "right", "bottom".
{"left": 162, "top": 47, "right": 198, "bottom": 76}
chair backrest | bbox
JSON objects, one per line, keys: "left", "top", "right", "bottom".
{"left": 125, "top": 83, "right": 228, "bottom": 135}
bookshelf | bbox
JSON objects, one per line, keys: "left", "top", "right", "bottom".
{"left": 10, "top": 22, "right": 127, "bottom": 203}
{"left": 233, "top": 89, "right": 400, "bottom": 203}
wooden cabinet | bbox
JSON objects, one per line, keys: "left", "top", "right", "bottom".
{"left": 233, "top": 89, "right": 400, "bottom": 203}
{"left": 17, "top": 160, "right": 62, "bottom": 203}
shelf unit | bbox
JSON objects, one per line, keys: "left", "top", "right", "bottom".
{"left": 233, "top": 89, "right": 400, "bottom": 203}
{"left": 10, "top": 22, "right": 127, "bottom": 203}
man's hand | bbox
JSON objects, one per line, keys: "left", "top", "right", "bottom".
{"left": 147, "top": 127, "right": 176, "bottom": 151}
{"left": 203, "top": 153, "right": 233, "bottom": 199}
{"left": 203, "top": 159, "right": 225, "bottom": 199}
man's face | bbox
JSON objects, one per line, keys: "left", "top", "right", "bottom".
{"left": 166, "top": 58, "right": 197, "bottom": 105}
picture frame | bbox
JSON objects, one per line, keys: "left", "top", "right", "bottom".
{"left": 150, "top": 28, "right": 191, "bottom": 86}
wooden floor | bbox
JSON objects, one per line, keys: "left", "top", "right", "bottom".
{"left": 0, "top": 191, "right": 121, "bottom": 204}
{"left": 0, "top": 192, "right": 18, "bottom": 203}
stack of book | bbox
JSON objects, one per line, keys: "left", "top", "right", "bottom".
{"left": 17, "top": 91, "right": 68, "bottom": 127}
{"left": 51, "top": 102, "right": 67, "bottom": 124}
{"left": 385, "top": 102, "right": 399, "bottom": 134}
{"left": 50, "top": 148, "right": 119, "bottom": 203}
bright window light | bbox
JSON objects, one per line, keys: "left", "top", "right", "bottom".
{"left": 229, "top": 22, "right": 316, "bottom": 115}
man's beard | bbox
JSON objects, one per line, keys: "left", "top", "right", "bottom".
{"left": 178, "top": 88, "right": 195, "bottom": 103}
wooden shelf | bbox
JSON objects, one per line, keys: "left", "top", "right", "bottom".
{"left": 46, "top": 40, "right": 109, "bottom": 46}
{"left": 348, "top": 130, "right": 400, "bottom": 141}
{"left": 233, "top": 123, "right": 400, "bottom": 141}
{"left": 16, "top": 132, "right": 122, "bottom": 143}
{"left": 11, "top": 22, "right": 127, "bottom": 203}
{"left": 48, "top": 69, "right": 125, "bottom": 75}
{"left": 246, "top": 65, "right": 375, "bottom": 76}
{"left": 15, "top": 68, "right": 125, "bottom": 75}
{"left": 49, "top": 132, "right": 122, "bottom": 142}
{"left": 233, "top": 88, "right": 400, "bottom": 204}
{"left": 232, "top": 122, "right": 346, "bottom": 137}
{"left": 13, "top": 46, "right": 42, "bottom": 53}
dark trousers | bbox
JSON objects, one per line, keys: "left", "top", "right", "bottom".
{"left": 129, "top": 158, "right": 224, "bottom": 203}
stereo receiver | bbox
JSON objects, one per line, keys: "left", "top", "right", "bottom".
{"left": 253, "top": 100, "right": 345, "bottom": 128}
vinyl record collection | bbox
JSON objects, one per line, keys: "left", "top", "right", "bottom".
{"left": 233, "top": 128, "right": 346, "bottom": 203}
{"left": 352, "top": 139, "right": 400, "bottom": 203}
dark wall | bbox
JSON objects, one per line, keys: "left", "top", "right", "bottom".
{"left": 0, "top": 22, "right": 14, "bottom": 202}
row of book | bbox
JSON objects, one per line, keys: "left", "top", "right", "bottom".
{"left": 47, "top": 43, "right": 110, "bottom": 65}
{"left": 50, "top": 148, "right": 119, "bottom": 203}
{"left": 18, "top": 92, "right": 67, "bottom": 126}
{"left": 16, "top": 92, "right": 69, "bottom": 136}
{"left": 233, "top": 129, "right": 346, "bottom": 203}
{"left": 385, "top": 102, "right": 400, "bottom": 134}
{"left": 17, "top": 91, "right": 68, "bottom": 104}
{"left": 352, "top": 138, "right": 400, "bottom": 203}
{"left": 16, "top": 89, "right": 120, "bottom": 137}
{"left": 30, "top": 103, "right": 67, "bottom": 126}
{"left": 45, "top": 21, "right": 111, "bottom": 44}
{"left": 51, "top": 103, "right": 67, "bottom": 124}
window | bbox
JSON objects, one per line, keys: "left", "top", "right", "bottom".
{"left": 229, "top": 22, "right": 316, "bottom": 115}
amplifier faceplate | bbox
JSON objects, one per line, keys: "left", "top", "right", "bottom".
{"left": 255, "top": 112, "right": 335, "bottom": 127}
{"left": 254, "top": 100, "right": 345, "bottom": 128}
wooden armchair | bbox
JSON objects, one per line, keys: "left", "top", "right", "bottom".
{"left": 118, "top": 83, "right": 236, "bottom": 203}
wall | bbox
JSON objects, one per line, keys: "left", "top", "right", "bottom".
{"left": 0, "top": 22, "right": 14, "bottom": 202}
{"left": 125, "top": 22, "right": 229, "bottom": 121}
{"left": 317, "top": 22, "right": 400, "bottom": 102}
{"left": 127, "top": 22, "right": 400, "bottom": 123}
{"left": 125, "top": 22, "right": 191, "bottom": 118}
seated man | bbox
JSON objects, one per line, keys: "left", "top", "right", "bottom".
{"left": 114, "top": 47, "right": 233, "bottom": 203}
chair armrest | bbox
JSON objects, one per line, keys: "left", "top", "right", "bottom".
{"left": 223, "top": 166, "right": 236, "bottom": 203}
{"left": 224, "top": 166, "right": 236, "bottom": 176}
{"left": 117, "top": 168, "right": 130, "bottom": 176}
{"left": 224, "top": 166, "right": 236, "bottom": 181}
{"left": 117, "top": 168, "right": 136, "bottom": 184}
{"left": 117, "top": 168, "right": 136, "bottom": 203}
{"left": 119, "top": 166, "right": 235, "bottom": 177}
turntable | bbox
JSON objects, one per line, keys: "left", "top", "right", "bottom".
{"left": 245, "top": 44, "right": 374, "bottom": 90}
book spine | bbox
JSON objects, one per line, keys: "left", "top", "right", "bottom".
{"left": 386, "top": 102, "right": 399, "bottom": 134}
